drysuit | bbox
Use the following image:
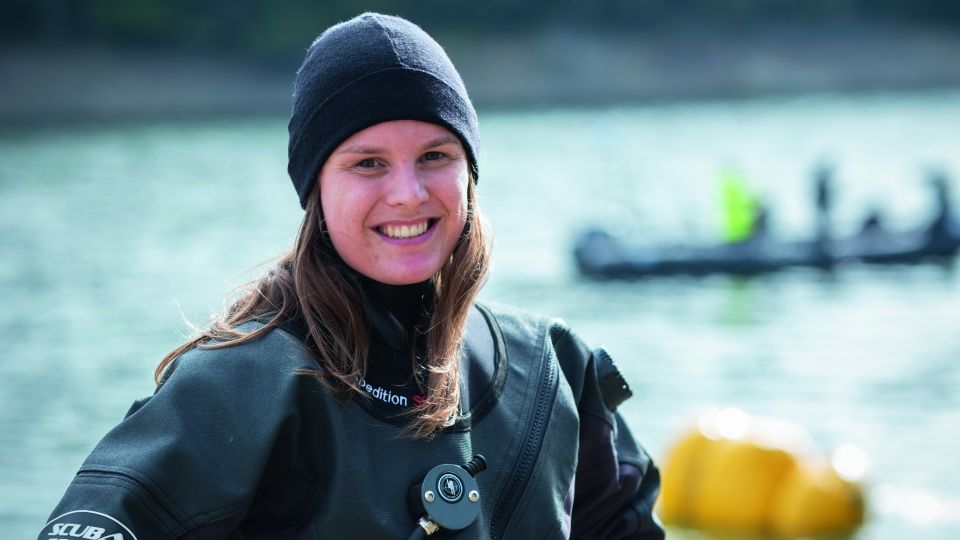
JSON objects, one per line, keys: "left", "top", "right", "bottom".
{"left": 41, "top": 298, "right": 664, "bottom": 539}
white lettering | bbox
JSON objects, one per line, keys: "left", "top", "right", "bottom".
{"left": 356, "top": 376, "right": 412, "bottom": 407}
{"left": 41, "top": 511, "right": 134, "bottom": 540}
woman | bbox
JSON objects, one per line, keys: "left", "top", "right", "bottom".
{"left": 41, "top": 13, "right": 664, "bottom": 539}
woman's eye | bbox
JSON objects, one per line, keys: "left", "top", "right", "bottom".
{"left": 355, "top": 158, "right": 379, "bottom": 169}
{"left": 422, "top": 151, "right": 446, "bottom": 162}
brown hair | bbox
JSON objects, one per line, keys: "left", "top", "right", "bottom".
{"left": 154, "top": 179, "right": 490, "bottom": 438}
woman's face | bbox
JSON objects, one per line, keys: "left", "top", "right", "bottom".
{"left": 319, "top": 120, "right": 470, "bottom": 285}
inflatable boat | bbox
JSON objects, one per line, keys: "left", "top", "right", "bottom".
{"left": 573, "top": 225, "right": 960, "bottom": 279}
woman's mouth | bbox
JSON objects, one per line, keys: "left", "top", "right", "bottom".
{"left": 376, "top": 219, "right": 435, "bottom": 239}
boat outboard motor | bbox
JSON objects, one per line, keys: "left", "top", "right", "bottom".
{"left": 407, "top": 455, "right": 487, "bottom": 539}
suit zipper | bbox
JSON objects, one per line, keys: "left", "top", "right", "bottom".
{"left": 489, "top": 352, "right": 559, "bottom": 539}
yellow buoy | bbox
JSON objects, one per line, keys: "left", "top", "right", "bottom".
{"left": 657, "top": 408, "right": 867, "bottom": 538}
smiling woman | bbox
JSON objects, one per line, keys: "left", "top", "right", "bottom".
{"left": 40, "top": 12, "right": 665, "bottom": 540}
{"left": 320, "top": 121, "right": 470, "bottom": 286}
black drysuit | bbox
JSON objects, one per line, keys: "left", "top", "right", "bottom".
{"left": 41, "top": 301, "right": 664, "bottom": 539}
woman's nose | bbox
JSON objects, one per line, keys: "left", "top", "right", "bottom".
{"left": 385, "top": 164, "right": 429, "bottom": 206}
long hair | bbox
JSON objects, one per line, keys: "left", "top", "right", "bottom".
{"left": 154, "top": 178, "right": 490, "bottom": 438}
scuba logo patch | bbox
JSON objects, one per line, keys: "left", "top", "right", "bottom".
{"left": 437, "top": 472, "right": 464, "bottom": 502}
{"left": 39, "top": 510, "right": 137, "bottom": 540}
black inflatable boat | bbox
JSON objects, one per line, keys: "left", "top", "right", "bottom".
{"left": 573, "top": 225, "right": 960, "bottom": 279}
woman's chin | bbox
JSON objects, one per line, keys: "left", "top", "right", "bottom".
{"left": 362, "top": 263, "right": 440, "bottom": 285}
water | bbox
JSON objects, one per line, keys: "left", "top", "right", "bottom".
{"left": 3, "top": 90, "right": 960, "bottom": 538}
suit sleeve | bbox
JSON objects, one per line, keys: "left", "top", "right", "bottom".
{"left": 551, "top": 324, "right": 665, "bottom": 540}
{"left": 39, "top": 336, "right": 306, "bottom": 540}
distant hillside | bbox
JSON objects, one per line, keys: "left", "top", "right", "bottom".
{"left": 2, "top": 19, "right": 960, "bottom": 124}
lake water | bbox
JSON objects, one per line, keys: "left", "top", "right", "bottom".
{"left": 2, "top": 90, "right": 959, "bottom": 538}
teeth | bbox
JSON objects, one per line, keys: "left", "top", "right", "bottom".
{"left": 381, "top": 220, "right": 429, "bottom": 239}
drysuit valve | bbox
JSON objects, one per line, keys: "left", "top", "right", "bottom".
{"left": 408, "top": 454, "right": 487, "bottom": 537}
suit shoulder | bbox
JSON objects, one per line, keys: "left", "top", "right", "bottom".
{"left": 476, "top": 301, "right": 577, "bottom": 346}
{"left": 163, "top": 322, "right": 317, "bottom": 390}
{"left": 476, "top": 301, "right": 563, "bottom": 332}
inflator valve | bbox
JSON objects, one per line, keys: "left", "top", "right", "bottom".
{"left": 408, "top": 454, "right": 487, "bottom": 539}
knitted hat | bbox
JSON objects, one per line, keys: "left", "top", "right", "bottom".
{"left": 287, "top": 13, "right": 480, "bottom": 209}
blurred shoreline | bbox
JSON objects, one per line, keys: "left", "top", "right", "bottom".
{"left": 3, "top": 20, "right": 960, "bottom": 126}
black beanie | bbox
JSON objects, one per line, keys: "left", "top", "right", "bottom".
{"left": 287, "top": 13, "right": 480, "bottom": 209}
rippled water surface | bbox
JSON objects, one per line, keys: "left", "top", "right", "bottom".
{"left": 2, "top": 91, "right": 960, "bottom": 538}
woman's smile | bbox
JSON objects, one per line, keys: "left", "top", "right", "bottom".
{"left": 375, "top": 218, "right": 437, "bottom": 241}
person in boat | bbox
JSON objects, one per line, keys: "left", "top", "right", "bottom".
{"left": 752, "top": 200, "right": 771, "bottom": 240}
{"left": 923, "top": 168, "right": 956, "bottom": 250}
{"left": 718, "top": 165, "right": 767, "bottom": 244}
{"left": 812, "top": 162, "right": 835, "bottom": 258}
{"left": 40, "top": 13, "right": 664, "bottom": 540}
